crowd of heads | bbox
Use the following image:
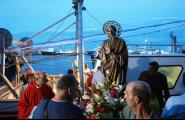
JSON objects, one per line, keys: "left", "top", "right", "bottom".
{"left": 18, "top": 60, "right": 184, "bottom": 119}
{"left": 20, "top": 70, "right": 49, "bottom": 86}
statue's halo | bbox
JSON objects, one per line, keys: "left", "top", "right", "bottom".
{"left": 103, "top": 20, "right": 122, "bottom": 37}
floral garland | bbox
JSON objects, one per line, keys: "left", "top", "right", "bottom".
{"left": 84, "top": 81, "right": 126, "bottom": 119}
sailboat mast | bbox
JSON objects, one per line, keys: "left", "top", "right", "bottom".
{"left": 73, "top": 0, "right": 85, "bottom": 92}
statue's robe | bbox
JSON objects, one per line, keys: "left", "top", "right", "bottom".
{"left": 98, "top": 37, "right": 128, "bottom": 85}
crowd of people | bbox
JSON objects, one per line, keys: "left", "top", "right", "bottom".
{"left": 17, "top": 63, "right": 185, "bottom": 119}
{"left": 14, "top": 23, "right": 185, "bottom": 119}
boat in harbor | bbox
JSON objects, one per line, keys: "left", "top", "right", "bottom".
{"left": 1, "top": 0, "right": 185, "bottom": 118}
{"left": 40, "top": 47, "right": 58, "bottom": 55}
{"left": 40, "top": 47, "right": 76, "bottom": 55}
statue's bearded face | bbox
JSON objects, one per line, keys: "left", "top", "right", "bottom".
{"left": 106, "top": 25, "right": 117, "bottom": 38}
{"left": 106, "top": 27, "right": 113, "bottom": 37}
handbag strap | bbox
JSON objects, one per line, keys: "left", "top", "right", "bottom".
{"left": 44, "top": 100, "right": 50, "bottom": 119}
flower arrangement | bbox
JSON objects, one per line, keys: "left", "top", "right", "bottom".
{"left": 84, "top": 82, "right": 126, "bottom": 119}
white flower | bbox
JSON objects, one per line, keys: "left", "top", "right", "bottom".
{"left": 94, "top": 94, "right": 103, "bottom": 101}
{"left": 117, "top": 85, "right": 123, "bottom": 92}
{"left": 120, "top": 98, "right": 126, "bottom": 103}
{"left": 86, "top": 103, "right": 94, "bottom": 113}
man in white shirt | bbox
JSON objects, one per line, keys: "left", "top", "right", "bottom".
{"left": 92, "top": 66, "right": 105, "bottom": 84}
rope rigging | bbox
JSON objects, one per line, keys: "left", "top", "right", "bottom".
{"left": 36, "top": 22, "right": 76, "bottom": 51}
{"left": 1, "top": 51, "right": 96, "bottom": 70}
{"left": 3, "top": 19, "right": 185, "bottom": 71}
{"left": 83, "top": 23, "right": 185, "bottom": 44}
{"left": 124, "top": 19, "right": 185, "bottom": 32}
{"left": 85, "top": 10, "right": 103, "bottom": 26}
{"left": 123, "top": 23, "right": 185, "bottom": 38}
{"left": 9, "top": 12, "right": 75, "bottom": 52}
{"left": 44, "top": 22, "right": 76, "bottom": 43}
{"left": 4, "top": 13, "right": 185, "bottom": 57}
{"left": 80, "top": 19, "right": 185, "bottom": 40}
{"left": 0, "top": 54, "right": 75, "bottom": 70}
{"left": 47, "top": 8, "right": 73, "bottom": 42}
{"left": 8, "top": 20, "right": 185, "bottom": 53}
{"left": 28, "top": 55, "right": 74, "bottom": 64}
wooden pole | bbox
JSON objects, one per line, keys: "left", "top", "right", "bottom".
{"left": 21, "top": 56, "right": 35, "bottom": 72}
{"left": 0, "top": 73, "right": 18, "bottom": 99}
{"left": 1, "top": 37, "right": 6, "bottom": 75}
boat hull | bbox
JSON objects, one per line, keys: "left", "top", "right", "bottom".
{"left": 41, "top": 51, "right": 60, "bottom": 55}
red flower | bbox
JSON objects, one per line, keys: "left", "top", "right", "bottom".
{"left": 110, "top": 88, "right": 119, "bottom": 98}
{"left": 89, "top": 114, "right": 96, "bottom": 119}
{"left": 96, "top": 105, "right": 105, "bottom": 112}
{"left": 84, "top": 99, "right": 91, "bottom": 107}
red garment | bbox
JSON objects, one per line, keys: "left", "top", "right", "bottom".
{"left": 18, "top": 81, "right": 55, "bottom": 119}
{"left": 85, "top": 75, "right": 93, "bottom": 87}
